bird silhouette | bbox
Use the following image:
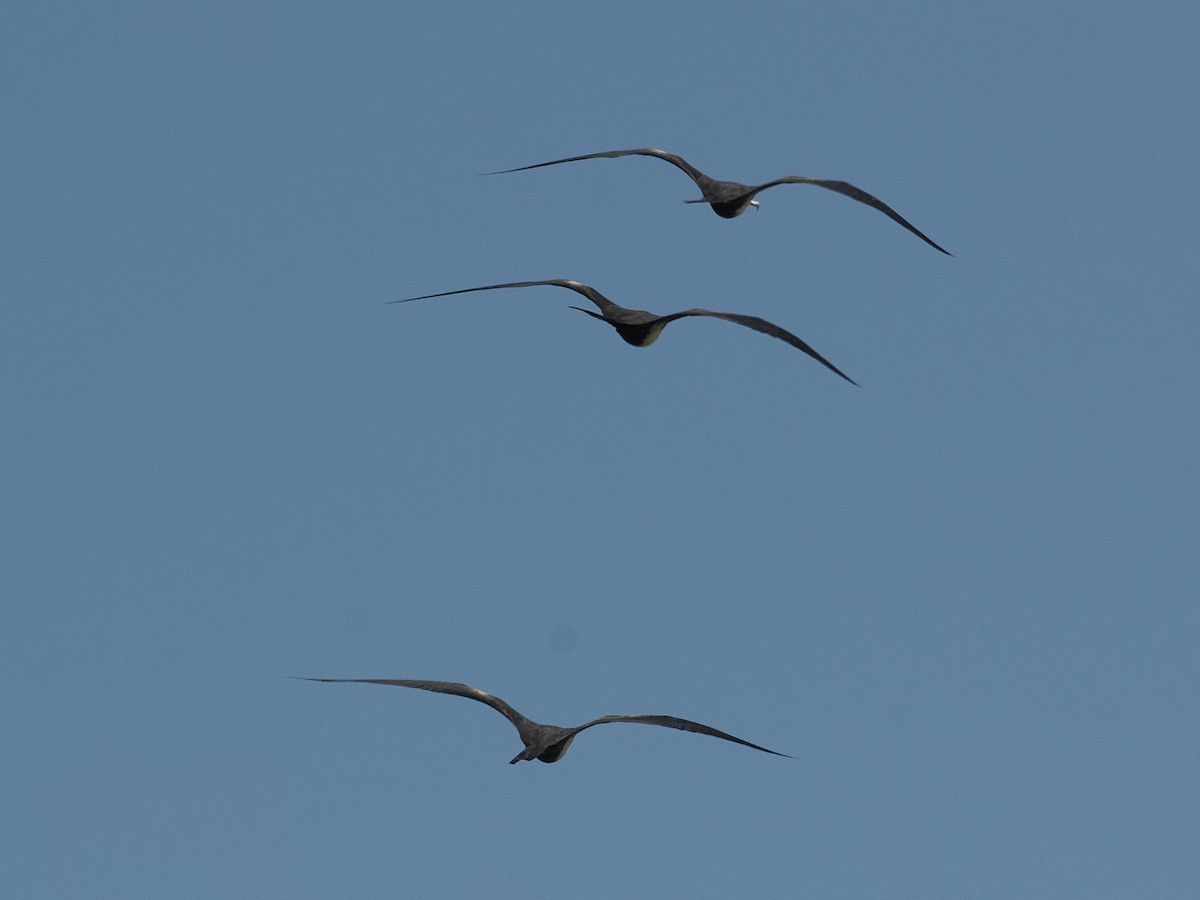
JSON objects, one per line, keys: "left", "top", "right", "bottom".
{"left": 297, "top": 677, "right": 792, "bottom": 764}
{"left": 390, "top": 278, "right": 858, "bottom": 385}
{"left": 490, "top": 147, "right": 950, "bottom": 254}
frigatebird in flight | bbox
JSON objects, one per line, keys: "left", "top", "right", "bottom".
{"left": 390, "top": 278, "right": 858, "bottom": 385}
{"left": 298, "top": 677, "right": 792, "bottom": 764}
{"left": 490, "top": 146, "right": 950, "bottom": 254}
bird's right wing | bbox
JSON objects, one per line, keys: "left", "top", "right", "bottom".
{"left": 486, "top": 148, "right": 705, "bottom": 186}
{"left": 389, "top": 279, "right": 619, "bottom": 317}
{"left": 296, "top": 678, "right": 528, "bottom": 728}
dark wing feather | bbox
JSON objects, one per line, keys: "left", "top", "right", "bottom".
{"left": 295, "top": 677, "right": 529, "bottom": 729}
{"left": 487, "top": 148, "right": 705, "bottom": 186}
{"left": 758, "top": 177, "right": 950, "bottom": 255}
{"left": 662, "top": 309, "right": 858, "bottom": 385}
{"left": 388, "top": 279, "right": 617, "bottom": 316}
{"left": 579, "top": 714, "right": 792, "bottom": 758}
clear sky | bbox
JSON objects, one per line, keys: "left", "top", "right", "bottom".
{"left": 3, "top": 2, "right": 1197, "bottom": 897}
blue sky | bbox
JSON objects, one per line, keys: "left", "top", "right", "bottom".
{"left": 3, "top": 2, "right": 1197, "bottom": 897}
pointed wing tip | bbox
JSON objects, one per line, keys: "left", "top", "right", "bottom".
{"left": 734, "top": 740, "right": 793, "bottom": 759}
{"left": 839, "top": 369, "right": 861, "bottom": 387}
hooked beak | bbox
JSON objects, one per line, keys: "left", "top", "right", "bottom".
{"left": 750, "top": 199, "right": 761, "bottom": 211}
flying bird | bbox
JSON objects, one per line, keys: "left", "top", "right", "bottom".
{"left": 297, "top": 677, "right": 792, "bottom": 764}
{"left": 490, "top": 147, "right": 950, "bottom": 254}
{"left": 390, "top": 278, "right": 858, "bottom": 385}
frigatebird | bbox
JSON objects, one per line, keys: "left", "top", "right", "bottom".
{"left": 298, "top": 677, "right": 792, "bottom": 764}
{"left": 390, "top": 278, "right": 858, "bottom": 385}
{"left": 490, "top": 147, "right": 950, "bottom": 254}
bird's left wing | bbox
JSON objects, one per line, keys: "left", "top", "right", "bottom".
{"left": 759, "top": 176, "right": 950, "bottom": 255}
{"left": 580, "top": 714, "right": 793, "bottom": 757}
{"left": 665, "top": 309, "right": 859, "bottom": 385}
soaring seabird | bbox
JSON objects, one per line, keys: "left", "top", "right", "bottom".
{"left": 390, "top": 278, "right": 858, "bottom": 385}
{"left": 298, "top": 677, "right": 792, "bottom": 764}
{"left": 490, "top": 147, "right": 950, "bottom": 254}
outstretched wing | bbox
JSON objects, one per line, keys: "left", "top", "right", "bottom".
{"left": 578, "top": 714, "right": 792, "bottom": 758}
{"left": 487, "top": 148, "right": 706, "bottom": 187}
{"left": 757, "top": 176, "right": 950, "bottom": 255}
{"left": 662, "top": 309, "right": 858, "bottom": 385}
{"left": 296, "top": 677, "right": 529, "bottom": 729}
{"left": 388, "top": 278, "right": 619, "bottom": 316}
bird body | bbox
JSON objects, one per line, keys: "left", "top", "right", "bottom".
{"left": 688, "top": 172, "right": 770, "bottom": 218}
{"left": 298, "top": 677, "right": 791, "bottom": 764}
{"left": 390, "top": 278, "right": 858, "bottom": 385}
{"left": 490, "top": 146, "right": 950, "bottom": 253}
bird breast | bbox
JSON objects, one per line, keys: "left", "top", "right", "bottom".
{"left": 536, "top": 734, "right": 576, "bottom": 763}
{"left": 616, "top": 321, "right": 669, "bottom": 347}
{"left": 713, "top": 196, "right": 758, "bottom": 218}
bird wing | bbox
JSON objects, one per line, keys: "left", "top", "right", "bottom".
{"left": 296, "top": 678, "right": 529, "bottom": 730}
{"left": 660, "top": 309, "right": 858, "bottom": 385}
{"left": 389, "top": 278, "right": 620, "bottom": 317}
{"left": 756, "top": 176, "right": 950, "bottom": 255}
{"left": 576, "top": 714, "right": 792, "bottom": 757}
{"left": 487, "top": 148, "right": 705, "bottom": 186}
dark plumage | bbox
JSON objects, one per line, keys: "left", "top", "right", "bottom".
{"left": 490, "top": 146, "right": 950, "bottom": 254}
{"left": 297, "top": 677, "right": 792, "bottom": 764}
{"left": 390, "top": 278, "right": 858, "bottom": 385}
